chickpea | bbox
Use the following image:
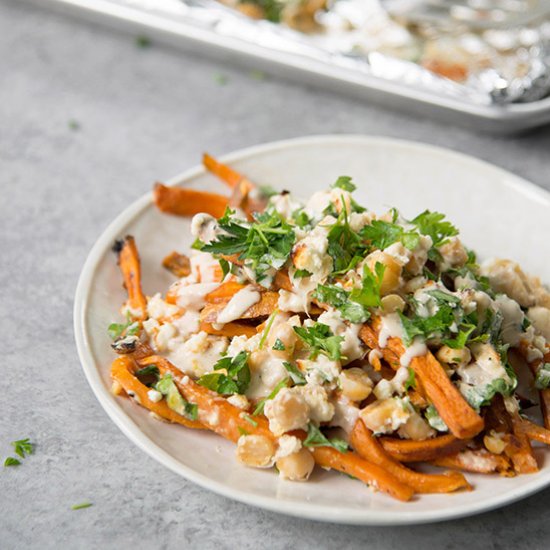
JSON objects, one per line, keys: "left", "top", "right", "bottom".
{"left": 340, "top": 368, "right": 373, "bottom": 402}
{"left": 268, "top": 319, "right": 298, "bottom": 359}
{"left": 439, "top": 237, "right": 468, "bottom": 268}
{"left": 236, "top": 435, "right": 276, "bottom": 468}
{"left": 380, "top": 294, "right": 406, "bottom": 314}
{"left": 527, "top": 306, "right": 550, "bottom": 340}
{"left": 365, "top": 251, "right": 402, "bottom": 295}
{"left": 436, "top": 345, "right": 471, "bottom": 367}
{"left": 264, "top": 388, "right": 310, "bottom": 436}
{"left": 483, "top": 431, "right": 507, "bottom": 455}
{"left": 276, "top": 448, "right": 315, "bottom": 481}
{"left": 397, "top": 411, "right": 434, "bottom": 440}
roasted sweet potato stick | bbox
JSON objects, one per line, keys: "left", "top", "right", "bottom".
{"left": 506, "top": 415, "right": 539, "bottom": 473}
{"left": 199, "top": 321, "right": 258, "bottom": 338}
{"left": 431, "top": 449, "right": 513, "bottom": 475}
{"left": 360, "top": 320, "right": 484, "bottom": 440}
{"left": 205, "top": 281, "right": 246, "bottom": 303}
{"left": 203, "top": 153, "right": 245, "bottom": 189}
{"left": 378, "top": 434, "right": 467, "bottom": 463}
{"left": 111, "top": 356, "right": 204, "bottom": 430}
{"left": 162, "top": 251, "right": 191, "bottom": 278}
{"left": 153, "top": 183, "right": 228, "bottom": 218}
{"left": 140, "top": 355, "right": 413, "bottom": 501}
{"left": 517, "top": 418, "right": 550, "bottom": 445}
{"left": 350, "top": 420, "right": 470, "bottom": 493}
{"left": 114, "top": 236, "right": 148, "bottom": 320}
{"left": 201, "top": 292, "right": 280, "bottom": 323}
{"left": 310, "top": 447, "right": 414, "bottom": 502}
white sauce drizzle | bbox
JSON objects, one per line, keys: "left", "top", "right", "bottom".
{"left": 217, "top": 285, "right": 261, "bottom": 324}
{"left": 378, "top": 313, "right": 405, "bottom": 347}
{"left": 176, "top": 282, "right": 220, "bottom": 310}
{"left": 400, "top": 338, "right": 428, "bottom": 367}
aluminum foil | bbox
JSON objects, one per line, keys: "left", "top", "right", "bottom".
{"left": 124, "top": 0, "right": 550, "bottom": 104}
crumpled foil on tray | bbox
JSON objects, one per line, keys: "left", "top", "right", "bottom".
{"left": 129, "top": 0, "right": 550, "bottom": 104}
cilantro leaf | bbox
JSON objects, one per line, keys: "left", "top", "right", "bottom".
{"left": 283, "top": 361, "right": 306, "bottom": 385}
{"left": 411, "top": 210, "right": 458, "bottom": 247}
{"left": 352, "top": 262, "right": 386, "bottom": 308}
{"left": 331, "top": 175, "right": 356, "bottom": 193}
{"left": 303, "top": 423, "right": 348, "bottom": 453}
{"left": 293, "top": 323, "right": 344, "bottom": 361}
{"left": 197, "top": 351, "right": 251, "bottom": 395}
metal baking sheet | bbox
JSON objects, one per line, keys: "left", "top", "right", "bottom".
{"left": 25, "top": 0, "right": 550, "bottom": 133}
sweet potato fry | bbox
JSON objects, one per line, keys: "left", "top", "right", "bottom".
{"left": 351, "top": 420, "right": 470, "bottom": 493}
{"left": 378, "top": 434, "right": 467, "bottom": 463}
{"left": 199, "top": 321, "right": 258, "bottom": 338}
{"left": 153, "top": 183, "right": 228, "bottom": 218}
{"left": 205, "top": 281, "right": 246, "bottom": 303}
{"left": 360, "top": 319, "right": 484, "bottom": 440}
{"left": 506, "top": 415, "right": 539, "bottom": 473}
{"left": 138, "top": 355, "right": 413, "bottom": 501}
{"left": 431, "top": 449, "right": 513, "bottom": 476}
{"left": 517, "top": 418, "right": 550, "bottom": 445}
{"left": 310, "top": 447, "right": 414, "bottom": 502}
{"left": 359, "top": 324, "right": 401, "bottom": 370}
{"left": 162, "top": 251, "right": 191, "bottom": 278}
{"left": 201, "top": 292, "right": 279, "bottom": 323}
{"left": 111, "top": 356, "right": 204, "bottom": 430}
{"left": 114, "top": 236, "right": 148, "bottom": 320}
{"left": 203, "top": 153, "right": 244, "bottom": 189}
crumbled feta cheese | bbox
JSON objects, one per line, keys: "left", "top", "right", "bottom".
{"left": 227, "top": 394, "right": 250, "bottom": 410}
{"left": 147, "top": 389, "right": 163, "bottom": 403}
{"left": 360, "top": 397, "right": 411, "bottom": 435}
{"left": 147, "top": 293, "right": 181, "bottom": 320}
{"left": 264, "top": 388, "right": 310, "bottom": 436}
{"left": 316, "top": 309, "right": 364, "bottom": 364}
{"left": 275, "top": 435, "right": 302, "bottom": 460}
{"left": 300, "top": 354, "right": 341, "bottom": 386}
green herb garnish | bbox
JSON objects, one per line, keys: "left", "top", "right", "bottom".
{"left": 293, "top": 323, "right": 343, "bottom": 361}
{"left": 331, "top": 175, "right": 356, "bottom": 193}
{"left": 411, "top": 210, "right": 458, "bottom": 247}
{"left": 4, "top": 457, "right": 21, "bottom": 467}
{"left": 155, "top": 374, "right": 199, "bottom": 420}
{"left": 197, "top": 352, "right": 251, "bottom": 395}
{"left": 11, "top": 438, "right": 33, "bottom": 459}
{"left": 303, "top": 424, "right": 348, "bottom": 453}
{"left": 283, "top": 361, "right": 306, "bottom": 385}
{"left": 253, "top": 378, "right": 289, "bottom": 415}
{"left": 272, "top": 338, "right": 286, "bottom": 351}
{"left": 71, "top": 502, "right": 93, "bottom": 510}
{"left": 535, "top": 363, "right": 550, "bottom": 390}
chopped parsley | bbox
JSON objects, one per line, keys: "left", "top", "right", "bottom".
{"left": 201, "top": 208, "right": 295, "bottom": 283}
{"left": 272, "top": 338, "right": 286, "bottom": 351}
{"left": 411, "top": 210, "right": 458, "bottom": 247}
{"left": 253, "top": 378, "right": 289, "bottom": 415}
{"left": 283, "top": 361, "right": 306, "bottom": 385}
{"left": 71, "top": 502, "right": 93, "bottom": 510}
{"left": 293, "top": 323, "right": 343, "bottom": 361}
{"left": 404, "top": 368, "right": 416, "bottom": 391}
{"left": 259, "top": 310, "right": 279, "bottom": 349}
{"left": 4, "top": 457, "right": 21, "bottom": 467}
{"left": 463, "top": 377, "right": 516, "bottom": 411}
{"left": 535, "top": 363, "right": 550, "bottom": 390}
{"left": 360, "top": 219, "right": 419, "bottom": 251}
{"left": 312, "top": 284, "right": 370, "bottom": 324}
{"left": 242, "top": 413, "right": 258, "bottom": 427}
{"left": 197, "top": 351, "right": 251, "bottom": 395}
{"left": 12, "top": 438, "right": 33, "bottom": 459}
{"left": 331, "top": 175, "right": 356, "bottom": 193}
{"left": 293, "top": 269, "right": 312, "bottom": 278}
{"left": 326, "top": 207, "right": 366, "bottom": 274}
{"left": 425, "top": 405, "right": 448, "bottom": 432}
{"left": 155, "top": 374, "right": 198, "bottom": 420}
{"left": 303, "top": 423, "right": 348, "bottom": 453}
{"left": 108, "top": 314, "right": 139, "bottom": 340}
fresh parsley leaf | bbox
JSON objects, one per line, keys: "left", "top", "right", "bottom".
{"left": 293, "top": 323, "right": 344, "bottom": 361}
{"left": 404, "top": 368, "right": 416, "bottom": 391}
{"left": 292, "top": 210, "right": 311, "bottom": 228}
{"left": 12, "top": 438, "right": 33, "bottom": 459}
{"left": 155, "top": 374, "right": 199, "bottom": 420}
{"left": 219, "top": 258, "right": 230, "bottom": 279}
{"left": 331, "top": 176, "right": 356, "bottom": 193}
{"left": 197, "top": 351, "right": 251, "bottom": 395}
{"left": 535, "top": 363, "right": 550, "bottom": 390}
{"left": 426, "top": 289, "right": 460, "bottom": 305}
{"left": 71, "top": 502, "right": 93, "bottom": 510}
{"left": 361, "top": 220, "right": 419, "bottom": 251}
{"left": 312, "top": 284, "right": 370, "bottom": 324}
{"left": 238, "top": 426, "right": 250, "bottom": 437}
{"left": 135, "top": 365, "right": 160, "bottom": 378}
{"left": 202, "top": 208, "right": 295, "bottom": 283}
{"left": 293, "top": 269, "right": 312, "bottom": 278}
{"left": 411, "top": 210, "right": 458, "bottom": 247}
{"left": 107, "top": 314, "right": 139, "bottom": 340}
{"left": 272, "top": 338, "right": 286, "bottom": 351}
{"left": 352, "top": 262, "right": 386, "bottom": 308}
{"left": 135, "top": 35, "right": 151, "bottom": 48}
{"left": 4, "top": 457, "right": 21, "bottom": 467}
{"left": 443, "top": 324, "right": 475, "bottom": 349}
{"left": 283, "top": 361, "right": 306, "bottom": 385}
{"left": 463, "top": 377, "right": 516, "bottom": 411}
{"left": 326, "top": 208, "right": 366, "bottom": 274}
{"left": 253, "top": 378, "right": 289, "bottom": 415}
{"left": 303, "top": 423, "right": 348, "bottom": 453}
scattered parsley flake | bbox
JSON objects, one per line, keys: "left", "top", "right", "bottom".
{"left": 253, "top": 378, "right": 289, "bottom": 415}
{"left": 135, "top": 35, "right": 151, "bottom": 48}
{"left": 411, "top": 210, "right": 458, "bottom": 247}
{"left": 293, "top": 323, "right": 343, "bottom": 361}
{"left": 303, "top": 424, "right": 348, "bottom": 453}
{"left": 11, "top": 438, "right": 33, "bottom": 459}
{"left": 71, "top": 502, "right": 93, "bottom": 510}
{"left": 535, "top": 363, "right": 550, "bottom": 390}
{"left": 197, "top": 352, "right": 251, "bottom": 395}
{"left": 283, "top": 361, "right": 306, "bottom": 385}
{"left": 331, "top": 176, "right": 356, "bottom": 193}
{"left": 272, "top": 338, "right": 286, "bottom": 351}
{"left": 155, "top": 374, "right": 199, "bottom": 420}
{"left": 214, "top": 73, "right": 228, "bottom": 85}
{"left": 259, "top": 310, "right": 279, "bottom": 349}
{"left": 4, "top": 457, "right": 21, "bottom": 467}
{"left": 404, "top": 368, "right": 416, "bottom": 391}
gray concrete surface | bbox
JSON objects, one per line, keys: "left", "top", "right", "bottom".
{"left": 1, "top": 0, "right": 550, "bottom": 548}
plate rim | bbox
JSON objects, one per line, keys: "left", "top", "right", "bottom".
{"left": 74, "top": 134, "right": 550, "bottom": 525}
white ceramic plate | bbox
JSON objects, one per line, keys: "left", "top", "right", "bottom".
{"left": 74, "top": 135, "right": 550, "bottom": 525}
